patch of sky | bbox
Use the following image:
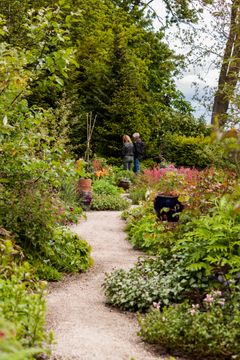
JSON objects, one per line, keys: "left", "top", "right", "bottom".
{"left": 147, "top": 0, "right": 220, "bottom": 123}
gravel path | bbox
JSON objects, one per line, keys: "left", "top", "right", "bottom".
{"left": 46, "top": 211, "right": 169, "bottom": 360}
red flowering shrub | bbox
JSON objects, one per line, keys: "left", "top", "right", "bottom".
{"left": 142, "top": 164, "right": 200, "bottom": 189}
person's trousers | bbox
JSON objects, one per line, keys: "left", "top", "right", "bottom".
{"left": 133, "top": 158, "right": 140, "bottom": 173}
{"left": 123, "top": 161, "right": 133, "bottom": 171}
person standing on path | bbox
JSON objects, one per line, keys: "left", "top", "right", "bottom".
{"left": 122, "top": 135, "right": 134, "bottom": 170}
{"left": 132, "top": 132, "right": 144, "bottom": 174}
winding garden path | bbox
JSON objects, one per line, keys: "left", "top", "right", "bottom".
{"left": 46, "top": 211, "right": 168, "bottom": 360}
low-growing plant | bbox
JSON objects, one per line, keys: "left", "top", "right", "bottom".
{"left": 41, "top": 226, "right": 93, "bottom": 273}
{"left": 0, "top": 262, "right": 52, "bottom": 350}
{"left": 0, "top": 316, "right": 41, "bottom": 360}
{"left": 0, "top": 231, "right": 52, "bottom": 351}
{"left": 109, "top": 168, "right": 136, "bottom": 186}
{"left": 123, "top": 202, "right": 180, "bottom": 256}
{"left": 32, "top": 261, "right": 62, "bottom": 282}
{"left": 103, "top": 256, "right": 209, "bottom": 312}
{"left": 92, "top": 179, "right": 121, "bottom": 196}
{"left": 138, "top": 296, "right": 240, "bottom": 359}
{"left": 91, "top": 194, "right": 130, "bottom": 211}
{"left": 128, "top": 186, "right": 148, "bottom": 204}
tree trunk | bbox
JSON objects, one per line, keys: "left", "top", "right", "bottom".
{"left": 211, "top": 0, "right": 240, "bottom": 127}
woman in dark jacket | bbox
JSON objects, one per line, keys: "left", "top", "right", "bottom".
{"left": 122, "top": 135, "right": 134, "bottom": 170}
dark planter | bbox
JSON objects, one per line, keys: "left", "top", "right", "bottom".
{"left": 154, "top": 194, "right": 184, "bottom": 222}
{"left": 118, "top": 179, "right": 131, "bottom": 190}
{"left": 78, "top": 190, "right": 93, "bottom": 210}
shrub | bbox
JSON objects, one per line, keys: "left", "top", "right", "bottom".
{"left": 91, "top": 194, "right": 129, "bottom": 211}
{"left": 0, "top": 274, "right": 48, "bottom": 348}
{"left": 123, "top": 203, "right": 179, "bottom": 256}
{"left": 103, "top": 256, "right": 209, "bottom": 312}
{"left": 93, "top": 179, "right": 121, "bottom": 196}
{"left": 138, "top": 298, "right": 240, "bottom": 359}
{"left": 0, "top": 316, "right": 41, "bottom": 360}
{"left": 0, "top": 231, "right": 51, "bottom": 351}
{"left": 32, "top": 261, "right": 62, "bottom": 282}
{"left": 161, "top": 133, "right": 224, "bottom": 168}
{"left": 41, "top": 226, "right": 93, "bottom": 273}
{"left": 174, "top": 196, "right": 240, "bottom": 276}
{"left": 108, "top": 167, "right": 136, "bottom": 186}
{"left": 128, "top": 185, "right": 148, "bottom": 204}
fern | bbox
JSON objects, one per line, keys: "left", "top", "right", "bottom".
{"left": 175, "top": 196, "right": 240, "bottom": 276}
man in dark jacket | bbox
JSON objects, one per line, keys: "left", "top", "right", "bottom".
{"left": 132, "top": 132, "right": 144, "bottom": 174}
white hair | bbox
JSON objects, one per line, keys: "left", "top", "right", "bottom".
{"left": 132, "top": 132, "right": 140, "bottom": 138}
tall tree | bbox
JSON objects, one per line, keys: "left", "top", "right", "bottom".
{"left": 211, "top": 0, "right": 240, "bottom": 126}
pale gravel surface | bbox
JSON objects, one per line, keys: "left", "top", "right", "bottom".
{"left": 46, "top": 211, "right": 176, "bottom": 360}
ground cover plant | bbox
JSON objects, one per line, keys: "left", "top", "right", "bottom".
{"left": 104, "top": 165, "right": 240, "bottom": 358}
{"left": 139, "top": 287, "right": 240, "bottom": 359}
{"left": 91, "top": 177, "right": 130, "bottom": 211}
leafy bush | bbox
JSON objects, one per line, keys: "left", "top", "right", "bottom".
{"left": 32, "top": 261, "right": 62, "bottom": 282}
{"left": 0, "top": 316, "right": 41, "bottom": 360}
{"left": 41, "top": 226, "right": 93, "bottom": 274}
{"left": 128, "top": 185, "right": 148, "bottom": 204}
{"left": 91, "top": 194, "right": 130, "bottom": 211}
{"left": 174, "top": 196, "right": 240, "bottom": 276}
{"left": 138, "top": 298, "right": 240, "bottom": 359}
{"left": 104, "top": 167, "right": 136, "bottom": 186}
{"left": 93, "top": 179, "right": 121, "bottom": 196}
{"left": 123, "top": 203, "right": 179, "bottom": 256}
{"left": 161, "top": 133, "right": 225, "bottom": 168}
{"left": 103, "top": 256, "right": 209, "bottom": 312}
{"left": 127, "top": 212, "right": 166, "bottom": 254}
{"left": 0, "top": 231, "right": 51, "bottom": 352}
{"left": 0, "top": 274, "right": 48, "bottom": 348}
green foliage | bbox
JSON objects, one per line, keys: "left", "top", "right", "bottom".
{"left": 91, "top": 177, "right": 131, "bottom": 210}
{"left": 174, "top": 196, "right": 240, "bottom": 276}
{"left": 103, "top": 256, "right": 208, "bottom": 312}
{"left": 93, "top": 179, "right": 121, "bottom": 196}
{"left": 0, "top": 231, "right": 51, "bottom": 354}
{"left": 123, "top": 203, "right": 177, "bottom": 255}
{"left": 32, "top": 261, "right": 62, "bottom": 282}
{"left": 111, "top": 170, "right": 240, "bottom": 316}
{"left": 128, "top": 185, "right": 147, "bottom": 204}
{"left": 158, "top": 111, "right": 209, "bottom": 138}
{"left": 138, "top": 300, "right": 240, "bottom": 359}
{"left": 161, "top": 133, "right": 224, "bottom": 167}
{"left": 0, "top": 274, "right": 48, "bottom": 348}
{"left": 0, "top": 316, "right": 41, "bottom": 360}
{"left": 110, "top": 168, "right": 136, "bottom": 186}
{"left": 42, "top": 226, "right": 93, "bottom": 274}
{"left": 91, "top": 194, "right": 130, "bottom": 211}
{"left": 61, "top": 0, "right": 194, "bottom": 158}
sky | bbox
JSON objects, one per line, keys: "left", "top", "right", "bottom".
{"left": 149, "top": 0, "right": 219, "bottom": 122}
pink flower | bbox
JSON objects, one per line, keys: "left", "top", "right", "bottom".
{"left": 189, "top": 304, "right": 199, "bottom": 316}
{"left": 153, "top": 302, "right": 161, "bottom": 310}
{"left": 204, "top": 294, "right": 214, "bottom": 303}
{"left": 190, "top": 308, "right": 196, "bottom": 316}
{"left": 218, "top": 299, "right": 225, "bottom": 306}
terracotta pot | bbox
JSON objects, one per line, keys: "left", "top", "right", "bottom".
{"left": 77, "top": 178, "right": 92, "bottom": 193}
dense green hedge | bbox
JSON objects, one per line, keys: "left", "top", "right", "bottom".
{"left": 161, "top": 133, "right": 224, "bottom": 168}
